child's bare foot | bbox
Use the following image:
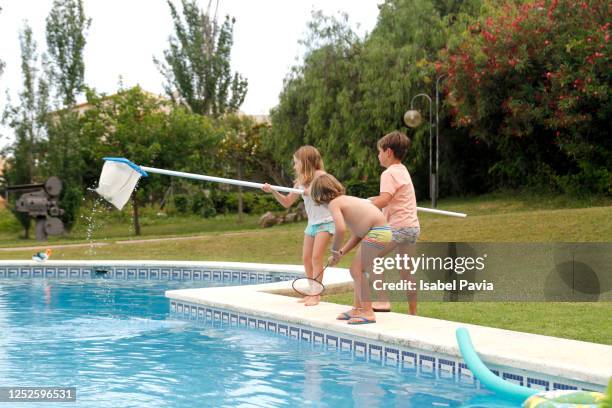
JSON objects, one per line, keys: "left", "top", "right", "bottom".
{"left": 372, "top": 301, "right": 391, "bottom": 312}
{"left": 304, "top": 295, "right": 320, "bottom": 306}
{"left": 297, "top": 296, "right": 307, "bottom": 303}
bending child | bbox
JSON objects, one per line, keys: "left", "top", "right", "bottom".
{"left": 262, "top": 146, "right": 333, "bottom": 306}
{"left": 310, "top": 173, "right": 391, "bottom": 325}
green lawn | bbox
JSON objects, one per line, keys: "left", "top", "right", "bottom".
{"left": 0, "top": 204, "right": 265, "bottom": 247}
{"left": 1, "top": 192, "right": 611, "bottom": 344}
{"left": 2, "top": 191, "right": 611, "bottom": 248}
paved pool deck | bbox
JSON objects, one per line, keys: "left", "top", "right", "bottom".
{"left": 166, "top": 263, "right": 612, "bottom": 389}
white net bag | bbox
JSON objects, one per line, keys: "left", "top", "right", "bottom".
{"left": 95, "top": 158, "right": 147, "bottom": 210}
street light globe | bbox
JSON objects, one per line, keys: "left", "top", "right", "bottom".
{"left": 404, "top": 110, "right": 422, "bottom": 128}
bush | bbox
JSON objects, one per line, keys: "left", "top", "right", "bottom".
{"left": 209, "top": 189, "right": 282, "bottom": 215}
{"left": 191, "top": 192, "right": 217, "bottom": 218}
{"left": 556, "top": 163, "right": 612, "bottom": 197}
{"left": 252, "top": 194, "right": 280, "bottom": 213}
{"left": 241, "top": 192, "right": 257, "bottom": 213}
{"left": 60, "top": 186, "right": 83, "bottom": 231}
{"left": 210, "top": 189, "right": 231, "bottom": 214}
{"left": 173, "top": 194, "right": 190, "bottom": 214}
{"left": 345, "top": 179, "right": 380, "bottom": 199}
{"left": 442, "top": 0, "right": 611, "bottom": 195}
{"left": 0, "top": 207, "right": 22, "bottom": 233}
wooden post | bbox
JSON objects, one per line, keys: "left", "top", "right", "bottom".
{"left": 132, "top": 194, "right": 141, "bottom": 236}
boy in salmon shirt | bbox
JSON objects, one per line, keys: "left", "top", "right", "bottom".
{"left": 369, "top": 131, "right": 420, "bottom": 315}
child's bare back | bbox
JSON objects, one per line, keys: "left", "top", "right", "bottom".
{"left": 328, "top": 196, "right": 386, "bottom": 237}
{"left": 310, "top": 172, "right": 391, "bottom": 324}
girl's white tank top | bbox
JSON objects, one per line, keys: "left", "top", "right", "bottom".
{"left": 298, "top": 184, "right": 333, "bottom": 225}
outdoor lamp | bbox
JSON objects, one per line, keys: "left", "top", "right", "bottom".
{"left": 403, "top": 110, "right": 422, "bottom": 128}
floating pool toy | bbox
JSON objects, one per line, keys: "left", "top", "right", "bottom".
{"left": 522, "top": 389, "right": 604, "bottom": 407}
{"left": 32, "top": 248, "right": 52, "bottom": 262}
{"left": 455, "top": 327, "right": 606, "bottom": 407}
{"left": 601, "top": 377, "right": 612, "bottom": 408}
{"left": 456, "top": 327, "right": 536, "bottom": 401}
{"left": 95, "top": 157, "right": 467, "bottom": 217}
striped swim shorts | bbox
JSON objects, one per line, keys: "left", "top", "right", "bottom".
{"left": 362, "top": 226, "right": 393, "bottom": 250}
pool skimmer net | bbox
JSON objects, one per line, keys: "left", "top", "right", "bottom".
{"left": 95, "top": 157, "right": 467, "bottom": 217}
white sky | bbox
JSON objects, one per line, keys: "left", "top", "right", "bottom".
{"left": 0, "top": 0, "right": 380, "bottom": 148}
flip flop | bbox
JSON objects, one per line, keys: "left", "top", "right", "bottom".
{"left": 372, "top": 307, "right": 391, "bottom": 312}
{"left": 347, "top": 316, "right": 376, "bottom": 325}
{"left": 336, "top": 310, "right": 356, "bottom": 320}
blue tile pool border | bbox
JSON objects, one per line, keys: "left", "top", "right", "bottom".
{"left": 0, "top": 264, "right": 299, "bottom": 284}
{"left": 169, "top": 298, "right": 604, "bottom": 393}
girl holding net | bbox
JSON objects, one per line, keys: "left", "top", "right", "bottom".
{"left": 262, "top": 146, "right": 334, "bottom": 306}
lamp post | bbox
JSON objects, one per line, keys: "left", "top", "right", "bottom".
{"left": 404, "top": 75, "right": 447, "bottom": 208}
{"left": 404, "top": 93, "right": 435, "bottom": 208}
{"left": 434, "top": 74, "right": 447, "bottom": 208}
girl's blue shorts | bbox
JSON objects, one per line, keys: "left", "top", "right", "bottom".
{"left": 304, "top": 221, "right": 335, "bottom": 237}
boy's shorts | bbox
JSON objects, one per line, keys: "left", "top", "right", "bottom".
{"left": 391, "top": 227, "right": 420, "bottom": 244}
{"left": 304, "top": 221, "right": 335, "bottom": 237}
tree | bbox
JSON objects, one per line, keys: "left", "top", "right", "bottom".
{"left": 43, "top": 0, "right": 91, "bottom": 230}
{"left": 217, "top": 114, "right": 266, "bottom": 221}
{"left": 161, "top": 104, "right": 222, "bottom": 178}
{"left": 155, "top": 0, "right": 248, "bottom": 117}
{"left": 156, "top": 103, "right": 223, "bottom": 214}
{"left": 0, "top": 6, "right": 5, "bottom": 77}
{"left": 267, "top": 11, "right": 365, "bottom": 181}
{"left": 45, "top": 0, "right": 90, "bottom": 106}
{"left": 268, "top": 0, "right": 609, "bottom": 198}
{"left": 441, "top": 0, "right": 611, "bottom": 195}
{"left": 267, "top": 3, "right": 451, "bottom": 198}
{"left": 81, "top": 87, "right": 167, "bottom": 235}
{"left": 79, "top": 86, "right": 222, "bottom": 233}
{"left": 1, "top": 24, "right": 50, "bottom": 238}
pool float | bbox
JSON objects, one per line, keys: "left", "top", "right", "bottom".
{"left": 522, "top": 389, "right": 604, "bottom": 407}
{"left": 32, "top": 248, "right": 52, "bottom": 262}
{"left": 455, "top": 327, "right": 607, "bottom": 407}
{"left": 601, "top": 377, "right": 612, "bottom": 408}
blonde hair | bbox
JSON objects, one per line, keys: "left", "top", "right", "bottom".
{"left": 310, "top": 173, "right": 345, "bottom": 205}
{"left": 293, "top": 145, "right": 324, "bottom": 187}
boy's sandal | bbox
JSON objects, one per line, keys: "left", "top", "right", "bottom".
{"left": 372, "top": 307, "right": 391, "bottom": 312}
{"left": 347, "top": 316, "right": 376, "bottom": 325}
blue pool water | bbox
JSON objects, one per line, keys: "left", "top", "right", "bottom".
{"left": 0, "top": 279, "right": 519, "bottom": 407}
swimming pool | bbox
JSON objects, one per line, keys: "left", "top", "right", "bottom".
{"left": 0, "top": 277, "right": 521, "bottom": 407}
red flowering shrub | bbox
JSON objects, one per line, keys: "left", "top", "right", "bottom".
{"left": 440, "top": 0, "right": 610, "bottom": 194}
